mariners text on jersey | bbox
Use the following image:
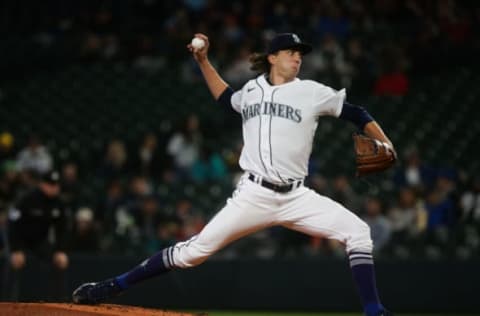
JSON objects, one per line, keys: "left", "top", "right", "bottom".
{"left": 241, "top": 102, "right": 302, "bottom": 123}
{"left": 230, "top": 74, "right": 346, "bottom": 183}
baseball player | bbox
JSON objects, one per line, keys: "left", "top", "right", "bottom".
{"left": 73, "top": 33, "right": 394, "bottom": 316}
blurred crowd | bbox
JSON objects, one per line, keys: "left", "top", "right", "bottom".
{"left": 0, "top": 113, "right": 232, "bottom": 258}
{"left": 2, "top": 0, "right": 479, "bottom": 95}
{"left": 0, "top": 114, "right": 479, "bottom": 261}
{"left": 0, "top": 0, "right": 479, "bottom": 262}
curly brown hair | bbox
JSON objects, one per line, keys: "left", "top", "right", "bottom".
{"left": 249, "top": 53, "right": 271, "bottom": 74}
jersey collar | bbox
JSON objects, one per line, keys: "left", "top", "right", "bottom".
{"left": 260, "top": 74, "right": 300, "bottom": 88}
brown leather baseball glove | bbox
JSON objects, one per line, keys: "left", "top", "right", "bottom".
{"left": 353, "top": 133, "right": 397, "bottom": 176}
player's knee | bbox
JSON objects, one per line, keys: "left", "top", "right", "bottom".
{"left": 346, "top": 220, "right": 373, "bottom": 253}
{"left": 174, "top": 242, "right": 214, "bottom": 269}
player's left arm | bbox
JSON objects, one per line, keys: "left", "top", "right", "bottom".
{"left": 363, "top": 121, "right": 394, "bottom": 149}
{"left": 339, "top": 101, "right": 395, "bottom": 150}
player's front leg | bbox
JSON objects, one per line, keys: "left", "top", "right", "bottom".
{"left": 73, "top": 176, "right": 274, "bottom": 304}
{"left": 71, "top": 212, "right": 269, "bottom": 305}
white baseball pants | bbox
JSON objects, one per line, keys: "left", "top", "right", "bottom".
{"left": 164, "top": 173, "right": 372, "bottom": 269}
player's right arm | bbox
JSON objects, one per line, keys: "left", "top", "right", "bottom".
{"left": 188, "top": 33, "right": 230, "bottom": 100}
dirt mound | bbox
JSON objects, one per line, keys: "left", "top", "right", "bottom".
{"left": 0, "top": 302, "right": 203, "bottom": 316}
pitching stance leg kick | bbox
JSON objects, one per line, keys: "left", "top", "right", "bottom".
{"left": 73, "top": 33, "right": 395, "bottom": 316}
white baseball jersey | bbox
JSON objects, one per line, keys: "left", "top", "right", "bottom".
{"left": 231, "top": 74, "right": 346, "bottom": 183}
{"left": 166, "top": 74, "right": 372, "bottom": 270}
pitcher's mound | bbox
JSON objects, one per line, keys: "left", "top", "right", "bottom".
{"left": 0, "top": 302, "right": 202, "bottom": 316}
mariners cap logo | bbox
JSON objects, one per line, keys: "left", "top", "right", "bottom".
{"left": 292, "top": 34, "right": 300, "bottom": 43}
{"left": 267, "top": 33, "right": 312, "bottom": 55}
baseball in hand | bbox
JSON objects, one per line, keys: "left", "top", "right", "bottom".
{"left": 191, "top": 37, "right": 205, "bottom": 50}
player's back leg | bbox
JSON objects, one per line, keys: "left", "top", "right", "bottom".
{"left": 277, "top": 187, "right": 372, "bottom": 253}
{"left": 275, "top": 187, "right": 390, "bottom": 316}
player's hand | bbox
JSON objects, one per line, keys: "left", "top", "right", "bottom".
{"left": 387, "top": 145, "right": 398, "bottom": 161}
{"left": 53, "top": 251, "right": 69, "bottom": 270}
{"left": 10, "top": 251, "right": 26, "bottom": 270}
{"left": 187, "top": 33, "right": 210, "bottom": 63}
{"left": 353, "top": 133, "right": 397, "bottom": 176}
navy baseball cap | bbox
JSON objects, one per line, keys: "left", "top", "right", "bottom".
{"left": 267, "top": 33, "right": 312, "bottom": 55}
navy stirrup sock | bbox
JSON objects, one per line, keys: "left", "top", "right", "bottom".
{"left": 349, "top": 251, "right": 384, "bottom": 316}
{"left": 115, "top": 246, "right": 175, "bottom": 290}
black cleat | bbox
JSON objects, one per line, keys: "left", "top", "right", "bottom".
{"left": 72, "top": 278, "right": 124, "bottom": 304}
{"left": 377, "top": 310, "right": 393, "bottom": 316}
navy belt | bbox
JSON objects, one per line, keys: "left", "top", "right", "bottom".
{"left": 248, "top": 173, "right": 301, "bottom": 193}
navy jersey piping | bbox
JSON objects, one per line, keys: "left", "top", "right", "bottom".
{"left": 270, "top": 88, "right": 288, "bottom": 184}
{"left": 255, "top": 78, "right": 269, "bottom": 175}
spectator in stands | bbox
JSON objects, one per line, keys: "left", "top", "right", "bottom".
{"left": 60, "top": 162, "right": 81, "bottom": 214}
{"left": 425, "top": 188, "right": 456, "bottom": 231}
{"left": 373, "top": 67, "right": 409, "bottom": 96}
{"left": 373, "top": 46, "right": 409, "bottom": 96}
{"left": 125, "top": 175, "right": 153, "bottom": 211}
{"left": 190, "top": 146, "right": 227, "bottom": 183}
{"left": 394, "top": 146, "right": 436, "bottom": 192}
{"left": 97, "top": 179, "right": 126, "bottom": 236}
{"left": 437, "top": 1, "right": 472, "bottom": 46}
{"left": 132, "top": 35, "right": 166, "bottom": 73}
{"left": 98, "top": 140, "right": 129, "bottom": 180}
{"left": 134, "top": 195, "right": 163, "bottom": 255}
{"left": 167, "top": 114, "right": 203, "bottom": 179}
{"left": 16, "top": 169, "right": 39, "bottom": 201}
{"left": 174, "top": 198, "right": 204, "bottom": 240}
{"left": 330, "top": 174, "right": 361, "bottom": 212}
{"left": 423, "top": 182, "right": 457, "bottom": 254}
{"left": 69, "top": 207, "right": 100, "bottom": 253}
{"left": 222, "top": 14, "right": 245, "bottom": 44}
{"left": 388, "top": 187, "right": 428, "bottom": 245}
{"left": 0, "top": 161, "right": 20, "bottom": 207}
{"left": 109, "top": 205, "right": 140, "bottom": 254}
{"left": 16, "top": 135, "right": 52, "bottom": 175}
{"left": 135, "top": 132, "right": 163, "bottom": 178}
{"left": 314, "top": 2, "right": 350, "bottom": 41}
{"left": 224, "top": 46, "right": 256, "bottom": 85}
{"left": 79, "top": 33, "right": 103, "bottom": 62}
{"left": 425, "top": 170, "right": 459, "bottom": 231}
{"left": 303, "top": 34, "right": 346, "bottom": 86}
{"left": 343, "top": 38, "right": 374, "bottom": 93}
{"left": 460, "top": 177, "right": 480, "bottom": 223}
{"left": 155, "top": 221, "right": 180, "bottom": 250}
{"left": 106, "top": 175, "right": 154, "bottom": 253}
{"left": 6, "top": 170, "right": 69, "bottom": 301}
{"left": 0, "top": 131, "right": 15, "bottom": 164}
{"left": 362, "top": 197, "right": 392, "bottom": 254}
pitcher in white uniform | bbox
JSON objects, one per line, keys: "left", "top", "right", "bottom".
{"left": 73, "top": 33, "right": 395, "bottom": 316}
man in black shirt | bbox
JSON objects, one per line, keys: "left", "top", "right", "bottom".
{"left": 7, "top": 170, "right": 69, "bottom": 301}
